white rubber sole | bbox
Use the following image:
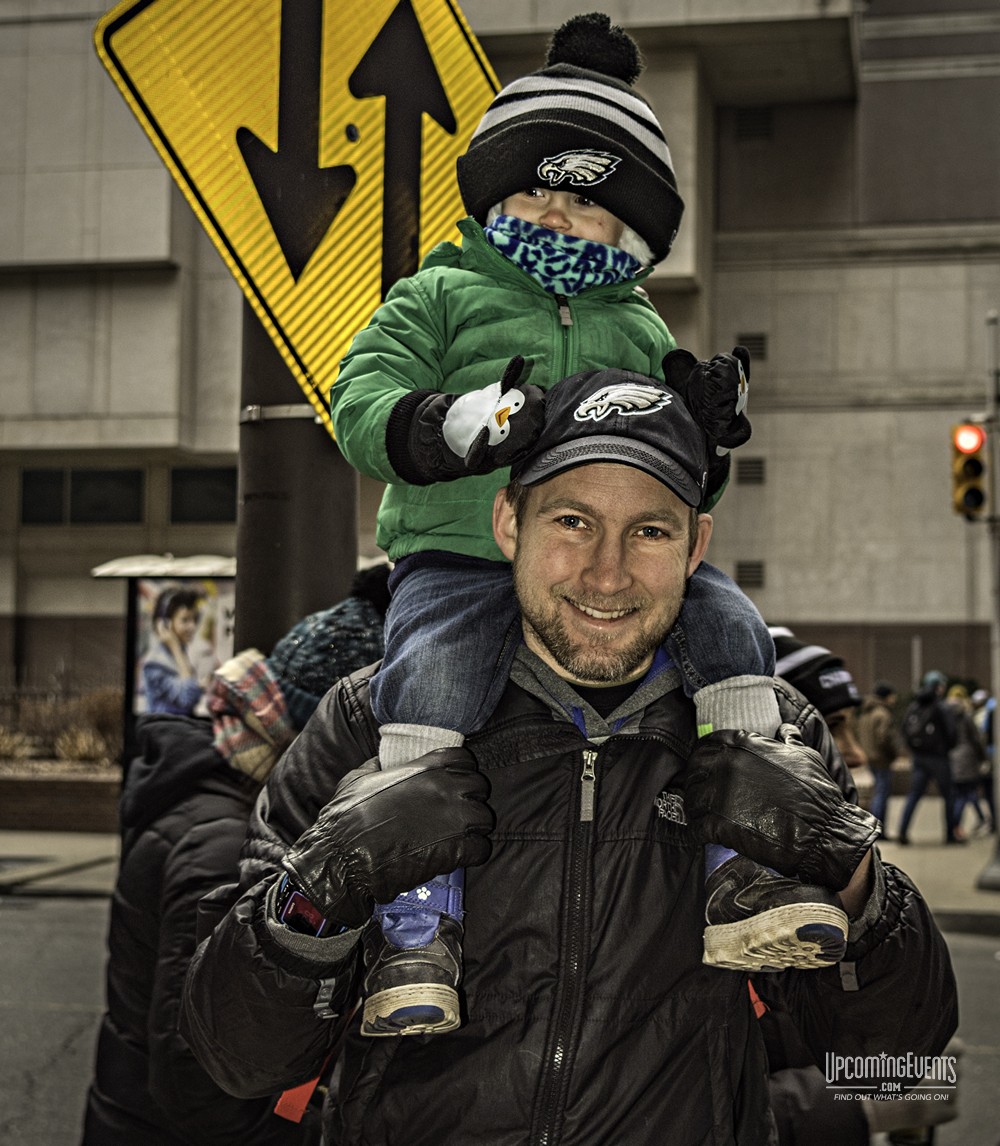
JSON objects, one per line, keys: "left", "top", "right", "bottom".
{"left": 361, "top": 983, "right": 461, "bottom": 1037}
{"left": 703, "top": 902, "right": 848, "bottom": 972}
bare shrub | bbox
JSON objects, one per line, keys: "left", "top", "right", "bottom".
{"left": 0, "top": 725, "right": 34, "bottom": 759}
{"left": 54, "top": 726, "right": 113, "bottom": 766}
{"left": 18, "top": 697, "right": 77, "bottom": 750}
{"left": 79, "top": 688, "right": 124, "bottom": 761}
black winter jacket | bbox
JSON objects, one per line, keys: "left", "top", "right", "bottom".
{"left": 182, "top": 659, "right": 957, "bottom": 1146}
{"left": 82, "top": 714, "right": 317, "bottom": 1145}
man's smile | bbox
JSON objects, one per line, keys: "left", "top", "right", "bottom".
{"left": 563, "top": 596, "right": 643, "bottom": 625}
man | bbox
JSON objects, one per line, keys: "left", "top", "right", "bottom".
{"left": 857, "top": 682, "right": 901, "bottom": 829}
{"left": 182, "top": 368, "right": 956, "bottom": 1145}
{"left": 898, "top": 670, "right": 960, "bottom": 845}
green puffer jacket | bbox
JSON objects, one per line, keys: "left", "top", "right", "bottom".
{"left": 330, "top": 217, "right": 676, "bottom": 562}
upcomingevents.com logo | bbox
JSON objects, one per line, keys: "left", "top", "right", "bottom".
{"left": 824, "top": 1052, "right": 958, "bottom": 1101}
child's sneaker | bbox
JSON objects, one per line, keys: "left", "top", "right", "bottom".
{"left": 360, "top": 915, "right": 464, "bottom": 1036}
{"left": 703, "top": 853, "right": 848, "bottom": 972}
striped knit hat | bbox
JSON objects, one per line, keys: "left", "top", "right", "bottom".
{"left": 457, "top": 12, "right": 683, "bottom": 265}
{"left": 769, "top": 626, "right": 862, "bottom": 718}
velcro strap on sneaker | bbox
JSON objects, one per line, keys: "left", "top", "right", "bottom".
{"left": 373, "top": 879, "right": 464, "bottom": 921}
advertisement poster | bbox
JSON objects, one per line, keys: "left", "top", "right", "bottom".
{"left": 133, "top": 577, "right": 236, "bottom": 716}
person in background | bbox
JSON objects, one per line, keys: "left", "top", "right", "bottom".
{"left": 768, "top": 627, "right": 866, "bottom": 773}
{"left": 857, "top": 681, "right": 902, "bottom": 831}
{"left": 897, "top": 670, "right": 960, "bottom": 846}
{"left": 760, "top": 632, "right": 960, "bottom": 1145}
{"left": 946, "top": 684, "right": 990, "bottom": 839}
{"left": 143, "top": 587, "right": 206, "bottom": 716}
{"left": 81, "top": 566, "right": 389, "bottom": 1146}
{"left": 971, "top": 688, "right": 997, "bottom": 833}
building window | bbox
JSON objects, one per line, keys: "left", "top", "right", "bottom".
{"left": 735, "top": 107, "right": 773, "bottom": 141}
{"left": 21, "top": 468, "right": 144, "bottom": 525}
{"left": 736, "top": 457, "right": 766, "bottom": 485}
{"left": 170, "top": 467, "right": 238, "bottom": 523}
{"left": 737, "top": 333, "right": 767, "bottom": 360}
{"left": 735, "top": 561, "right": 765, "bottom": 589}
{"left": 70, "top": 469, "right": 144, "bottom": 523}
{"left": 21, "top": 469, "right": 66, "bottom": 524}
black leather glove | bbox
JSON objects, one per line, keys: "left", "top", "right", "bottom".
{"left": 685, "top": 725, "right": 879, "bottom": 891}
{"left": 281, "top": 748, "right": 493, "bottom": 929}
{"left": 384, "top": 356, "right": 545, "bottom": 485}
{"left": 663, "top": 346, "right": 752, "bottom": 453}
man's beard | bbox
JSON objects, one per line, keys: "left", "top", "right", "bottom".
{"left": 513, "top": 556, "right": 684, "bottom": 685}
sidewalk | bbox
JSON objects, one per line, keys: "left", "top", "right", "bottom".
{"left": 0, "top": 829, "right": 119, "bottom": 896}
{"left": 2, "top": 795, "right": 999, "bottom": 929}
{"left": 877, "top": 794, "right": 1000, "bottom": 934}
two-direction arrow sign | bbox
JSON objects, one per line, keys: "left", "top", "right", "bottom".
{"left": 95, "top": 0, "right": 497, "bottom": 435}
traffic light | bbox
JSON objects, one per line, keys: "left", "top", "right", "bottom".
{"left": 951, "top": 422, "right": 989, "bottom": 519}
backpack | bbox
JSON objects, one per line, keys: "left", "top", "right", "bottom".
{"left": 902, "top": 698, "right": 953, "bottom": 756}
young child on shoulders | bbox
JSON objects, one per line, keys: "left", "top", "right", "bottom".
{"left": 326, "top": 12, "right": 847, "bottom": 1039}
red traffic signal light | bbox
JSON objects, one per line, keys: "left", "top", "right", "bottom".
{"left": 952, "top": 423, "right": 989, "bottom": 518}
{"left": 954, "top": 423, "right": 986, "bottom": 454}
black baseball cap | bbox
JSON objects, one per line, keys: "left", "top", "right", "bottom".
{"left": 511, "top": 368, "right": 709, "bottom": 507}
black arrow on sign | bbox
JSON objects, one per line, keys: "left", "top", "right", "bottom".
{"left": 349, "top": 0, "right": 456, "bottom": 299}
{"left": 237, "top": 0, "right": 356, "bottom": 282}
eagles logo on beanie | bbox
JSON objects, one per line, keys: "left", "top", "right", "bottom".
{"left": 457, "top": 12, "right": 683, "bottom": 264}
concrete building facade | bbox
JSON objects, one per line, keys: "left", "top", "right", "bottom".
{"left": 1, "top": 0, "right": 998, "bottom": 695}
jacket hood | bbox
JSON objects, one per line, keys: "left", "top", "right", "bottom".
{"left": 122, "top": 714, "right": 228, "bottom": 835}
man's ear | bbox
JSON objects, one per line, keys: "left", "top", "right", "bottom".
{"left": 686, "top": 513, "right": 713, "bottom": 578}
{"left": 493, "top": 488, "right": 518, "bottom": 560}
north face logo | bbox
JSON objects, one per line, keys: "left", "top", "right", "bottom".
{"left": 575, "top": 383, "right": 672, "bottom": 423}
{"left": 654, "top": 791, "right": 686, "bottom": 824}
{"left": 537, "top": 150, "right": 621, "bottom": 187}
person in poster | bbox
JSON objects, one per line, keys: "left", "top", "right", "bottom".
{"left": 142, "top": 586, "right": 206, "bottom": 716}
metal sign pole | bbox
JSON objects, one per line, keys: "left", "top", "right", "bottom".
{"left": 233, "top": 303, "right": 357, "bottom": 655}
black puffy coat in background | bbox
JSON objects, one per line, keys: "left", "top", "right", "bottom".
{"left": 81, "top": 714, "right": 319, "bottom": 1144}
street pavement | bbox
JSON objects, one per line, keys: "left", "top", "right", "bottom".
{"left": 1, "top": 794, "right": 998, "bottom": 1143}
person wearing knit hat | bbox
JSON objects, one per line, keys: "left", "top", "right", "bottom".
{"left": 770, "top": 627, "right": 862, "bottom": 721}
{"left": 82, "top": 568, "right": 389, "bottom": 1144}
{"left": 327, "top": 12, "right": 777, "bottom": 1038}
{"left": 769, "top": 624, "right": 867, "bottom": 771}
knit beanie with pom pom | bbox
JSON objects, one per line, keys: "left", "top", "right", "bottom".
{"left": 457, "top": 11, "right": 683, "bottom": 264}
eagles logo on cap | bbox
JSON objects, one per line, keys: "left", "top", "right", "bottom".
{"left": 511, "top": 368, "right": 708, "bottom": 509}
{"left": 575, "top": 383, "right": 673, "bottom": 422}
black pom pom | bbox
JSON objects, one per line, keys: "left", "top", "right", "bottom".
{"left": 546, "top": 12, "right": 643, "bottom": 85}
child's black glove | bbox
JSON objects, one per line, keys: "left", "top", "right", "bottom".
{"left": 385, "top": 356, "right": 545, "bottom": 485}
{"left": 663, "top": 346, "right": 752, "bottom": 455}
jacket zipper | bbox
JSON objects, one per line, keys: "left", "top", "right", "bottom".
{"left": 554, "top": 294, "right": 574, "bottom": 380}
{"left": 530, "top": 747, "right": 598, "bottom": 1146}
{"left": 579, "top": 748, "right": 597, "bottom": 822}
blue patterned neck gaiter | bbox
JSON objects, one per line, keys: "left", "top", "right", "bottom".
{"left": 484, "top": 215, "right": 642, "bottom": 296}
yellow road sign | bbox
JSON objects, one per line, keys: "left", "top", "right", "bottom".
{"left": 95, "top": 0, "right": 498, "bottom": 435}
